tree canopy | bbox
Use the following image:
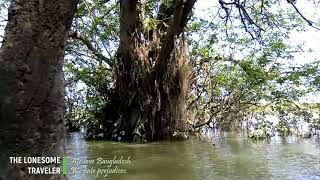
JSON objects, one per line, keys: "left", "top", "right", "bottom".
{"left": 1, "top": 0, "right": 318, "bottom": 140}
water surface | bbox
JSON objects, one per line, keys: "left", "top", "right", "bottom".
{"left": 66, "top": 132, "right": 320, "bottom": 180}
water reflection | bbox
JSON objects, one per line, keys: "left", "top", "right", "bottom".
{"left": 67, "top": 132, "right": 320, "bottom": 180}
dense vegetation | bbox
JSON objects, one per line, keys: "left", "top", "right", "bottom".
{"left": 2, "top": 1, "right": 319, "bottom": 179}
{"left": 0, "top": 0, "right": 319, "bottom": 144}
{"left": 60, "top": 0, "right": 320, "bottom": 141}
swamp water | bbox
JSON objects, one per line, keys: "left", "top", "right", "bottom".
{"left": 67, "top": 132, "right": 320, "bottom": 180}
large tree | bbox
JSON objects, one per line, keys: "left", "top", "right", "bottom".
{"left": 0, "top": 0, "right": 77, "bottom": 179}
{"left": 64, "top": 0, "right": 320, "bottom": 141}
{"left": 78, "top": 0, "right": 197, "bottom": 142}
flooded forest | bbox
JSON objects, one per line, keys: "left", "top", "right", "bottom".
{"left": 0, "top": 0, "right": 319, "bottom": 179}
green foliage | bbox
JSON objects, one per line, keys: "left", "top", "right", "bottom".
{"left": 276, "top": 121, "right": 291, "bottom": 136}
{"left": 60, "top": 0, "right": 320, "bottom": 138}
{"left": 143, "top": 18, "right": 160, "bottom": 31}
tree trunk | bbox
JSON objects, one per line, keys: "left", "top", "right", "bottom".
{"left": 0, "top": 0, "right": 77, "bottom": 179}
{"left": 103, "top": 0, "right": 196, "bottom": 142}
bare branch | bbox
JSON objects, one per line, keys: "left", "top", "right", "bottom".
{"left": 218, "top": 0, "right": 264, "bottom": 41}
{"left": 193, "top": 110, "right": 219, "bottom": 128}
{"left": 200, "top": 55, "right": 238, "bottom": 64}
{"left": 69, "top": 31, "right": 114, "bottom": 66}
{"left": 288, "top": 0, "right": 320, "bottom": 30}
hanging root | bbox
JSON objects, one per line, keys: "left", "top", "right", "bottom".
{"left": 102, "top": 33, "right": 191, "bottom": 142}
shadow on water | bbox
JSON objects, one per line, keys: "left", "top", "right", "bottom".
{"left": 67, "top": 132, "right": 320, "bottom": 180}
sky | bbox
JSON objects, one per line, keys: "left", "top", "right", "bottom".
{"left": 0, "top": 0, "right": 318, "bottom": 66}
{"left": 289, "top": 0, "right": 320, "bottom": 64}
{"left": 194, "top": 0, "right": 320, "bottom": 65}
{"left": 0, "top": 1, "right": 318, "bottom": 104}
{"left": 194, "top": 0, "right": 320, "bottom": 103}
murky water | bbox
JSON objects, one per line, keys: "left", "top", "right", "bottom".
{"left": 66, "top": 132, "right": 320, "bottom": 180}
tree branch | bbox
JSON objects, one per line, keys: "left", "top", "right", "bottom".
{"left": 69, "top": 31, "right": 114, "bottom": 66}
{"left": 156, "top": 1, "right": 175, "bottom": 31}
{"left": 193, "top": 110, "right": 219, "bottom": 128}
{"left": 200, "top": 55, "right": 238, "bottom": 64}
{"left": 153, "top": 0, "right": 197, "bottom": 76}
{"left": 288, "top": 0, "right": 320, "bottom": 31}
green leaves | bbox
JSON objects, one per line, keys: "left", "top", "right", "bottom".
{"left": 143, "top": 18, "right": 160, "bottom": 31}
{"left": 187, "top": 22, "right": 201, "bottom": 32}
{"left": 60, "top": 0, "right": 320, "bottom": 133}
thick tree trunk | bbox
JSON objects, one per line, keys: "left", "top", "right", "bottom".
{"left": 0, "top": 0, "right": 77, "bottom": 179}
{"left": 103, "top": 0, "right": 196, "bottom": 142}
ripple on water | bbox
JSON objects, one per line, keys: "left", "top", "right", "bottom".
{"left": 67, "top": 133, "right": 320, "bottom": 180}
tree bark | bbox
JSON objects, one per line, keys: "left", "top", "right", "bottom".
{"left": 0, "top": 0, "right": 77, "bottom": 179}
{"left": 103, "top": 0, "right": 196, "bottom": 142}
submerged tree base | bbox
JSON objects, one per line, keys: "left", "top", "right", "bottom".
{"left": 84, "top": 0, "right": 196, "bottom": 143}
